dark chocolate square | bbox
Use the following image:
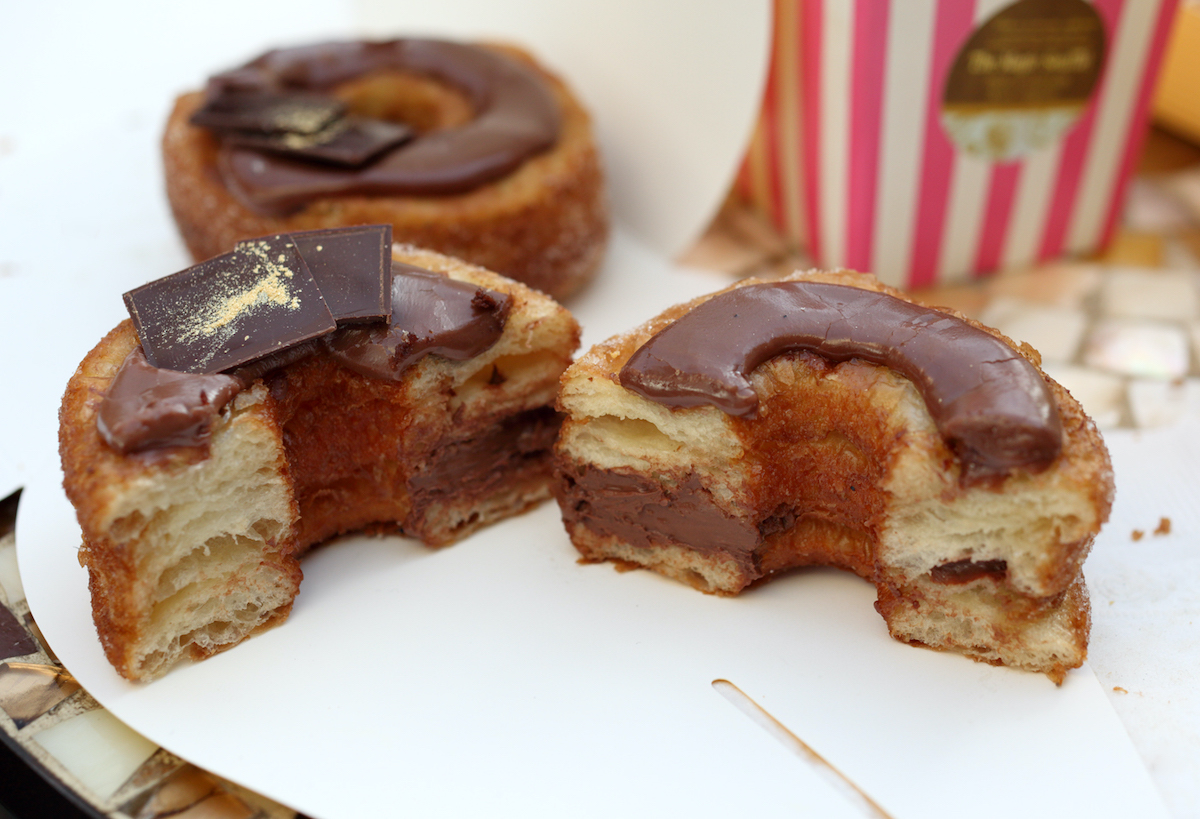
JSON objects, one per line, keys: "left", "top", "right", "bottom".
{"left": 189, "top": 91, "right": 345, "bottom": 136}
{"left": 286, "top": 225, "right": 393, "bottom": 324}
{"left": 124, "top": 236, "right": 336, "bottom": 374}
{"left": 223, "top": 116, "right": 414, "bottom": 167}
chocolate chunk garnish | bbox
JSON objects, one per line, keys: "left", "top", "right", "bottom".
{"left": 97, "top": 347, "right": 242, "bottom": 454}
{"left": 221, "top": 116, "right": 414, "bottom": 166}
{"left": 203, "top": 67, "right": 273, "bottom": 97}
{"left": 189, "top": 91, "right": 345, "bottom": 135}
{"left": 285, "top": 225, "right": 393, "bottom": 323}
{"left": 124, "top": 235, "right": 336, "bottom": 374}
{"left": 619, "top": 281, "right": 1062, "bottom": 475}
{"left": 327, "top": 264, "right": 510, "bottom": 381}
{"left": 106, "top": 248, "right": 512, "bottom": 452}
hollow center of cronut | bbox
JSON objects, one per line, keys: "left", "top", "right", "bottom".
{"left": 333, "top": 72, "right": 474, "bottom": 133}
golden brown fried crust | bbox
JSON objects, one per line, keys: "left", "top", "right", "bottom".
{"left": 60, "top": 322, "right": 234, "bottom": 538}
{"left": 162, "top": 43, "right": 609, "bottom": 301}
{"left": 873, "top": 574, "right": 1092, "bottom": 684}
{"left": 61, "top": 319, "right": 300, "bottom": 679}
{"left": 553, "top": 268, "right": 1114, "bottom": 680}
{"left": 61, "top": 248, "right": 580, "bottom": 679}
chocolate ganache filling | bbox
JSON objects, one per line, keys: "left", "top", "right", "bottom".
{"left": 619, "top": 281, "right": 1062, "bottom": 474}
{"left": 195, "top": 39, "right": 562, "bottom": 214}
{"left": 558, "top": 467, "right": 761, "bottom": 576}
{"left": 327, "top": 264, "right": 511, "bottom": 381}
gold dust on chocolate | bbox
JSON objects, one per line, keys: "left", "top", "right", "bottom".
{"left": 124, "top": 236, "right": 336, "bottom": 374}
{"left": 222, "top": 116, "right": 415, "bottom": 167}
{"left": 285, "top": 225, "right": 393, "bottom": 323}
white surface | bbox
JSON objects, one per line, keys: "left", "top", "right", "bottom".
{"left": 0, "top": 1, "right": 1189, "bottom": 817}
{"left": 353, "top": 0, "right": 772, "bottom": 256}
{"left": 1086, "top": 420, "right": 1200, "bottom": 819}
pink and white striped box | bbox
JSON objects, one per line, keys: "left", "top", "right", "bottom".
{"left": 736, "top": 0, "right": 1179, "bottom": 289}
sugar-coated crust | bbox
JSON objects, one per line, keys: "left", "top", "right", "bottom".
{"left": 60, "top": 246, "right": 580, "bottom": 680}
{"left": 163, "top": 43, "right": 609, "bottom": 301}
{"left": 553, "top": 269, "right": 1114, "bottom": 682}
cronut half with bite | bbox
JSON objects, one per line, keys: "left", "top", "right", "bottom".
{"left": 553, "top": 269, "right": 1113, "bottom": 682}
{"left": 61, "top": 246, "right": 579, "bottom": 681}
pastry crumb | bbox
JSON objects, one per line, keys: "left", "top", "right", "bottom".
{"left": 1113, "top": 686, "right": 1128, "bottom": 694}
{"left": 1132, "top": 529, "right": 1144, "bottom": 541}
{"left": 1153, "top": 516, "right": 1171, "bottom": 536}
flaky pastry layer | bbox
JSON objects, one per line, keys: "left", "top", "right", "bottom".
{"left": 553, "top": 269, "right": 1113, "bottom": 682}
{"left": 61, "top": 247, "right": 579, "bottom": 680}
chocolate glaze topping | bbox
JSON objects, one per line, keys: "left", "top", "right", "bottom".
{"left": 327, "top": 264, "right": 510, "bottom": 381}
{"left": 101, "top": 260, "right": 511, "bottom": 452}
{"left": 619, "top": 281, "right": 1062, "bottom": 474}
{"left": 98, "top": 347, "right": 242, "bottom": 454}
{"left": 203, "top": 40, "right": 562, "bottom": 214}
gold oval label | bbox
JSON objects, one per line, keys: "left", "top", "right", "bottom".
{"left": 941, "top": 0, "right": 1106, "bottom": 160}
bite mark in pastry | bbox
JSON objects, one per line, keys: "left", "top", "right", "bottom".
{"left": 553, "top": 269, "right": 1113, "bottom": 682}
{"left": 60, "top": 234, "right": 579, "bottom": 680}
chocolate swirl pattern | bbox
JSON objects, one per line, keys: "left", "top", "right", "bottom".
{"left": 204, "top": 40, "right": 562, "bottom": 213}
{"left": 164, "top": 37, "right": 608, "bottom": 300}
